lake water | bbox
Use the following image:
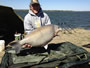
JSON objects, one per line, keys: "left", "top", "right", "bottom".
{"left": 15, "top": 10, "right": 90, "bottom": 30}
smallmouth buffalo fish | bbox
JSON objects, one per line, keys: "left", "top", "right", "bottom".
{"left": 9, "top": 24, "right": 61, "bottom": 54}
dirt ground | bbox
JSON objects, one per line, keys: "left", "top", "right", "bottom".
{"left": 50, "top": 28, "right": 90, "bottom": 52}
{"left": 0, "top": 28, "right": 90, "bottom": 64}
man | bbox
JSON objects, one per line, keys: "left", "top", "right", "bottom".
{"left": 23, "top": 0, "right": 51, "bottom": 47}
{"left": 24, "top": 0, "right": 51, "bottom": 34}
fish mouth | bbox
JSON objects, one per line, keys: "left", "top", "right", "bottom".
{"left": 55, "top": 34, "right": 59, "bottom": 36}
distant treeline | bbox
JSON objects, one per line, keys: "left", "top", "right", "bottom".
{"left": 14, "top": 9, "right": 90, "bottom": 12}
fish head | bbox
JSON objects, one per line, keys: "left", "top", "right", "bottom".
{"left": 54, "top": 25, "right": 62, "bottom": 36}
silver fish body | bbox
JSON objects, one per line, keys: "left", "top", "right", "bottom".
{"left": 10, "top": 24, "right": 60, "bottom": 54}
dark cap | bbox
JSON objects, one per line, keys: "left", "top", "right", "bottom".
{"left": 30, "top": 0, "right": 40, "bottom": 5}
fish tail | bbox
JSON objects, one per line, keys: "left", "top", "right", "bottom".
{"left": 9, "top": 41, "right": 22, "bottom": 54}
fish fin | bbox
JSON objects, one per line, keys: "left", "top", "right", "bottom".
{"left": 44, "top": 44, "right": 48, "bottom": 50}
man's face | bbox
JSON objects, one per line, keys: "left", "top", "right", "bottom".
{"left": 30, "top": 4, "right": 40, "bottom": 14}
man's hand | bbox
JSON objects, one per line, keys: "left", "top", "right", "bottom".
{"left": 22, "top": 44, "right": 32, "bottom": 48}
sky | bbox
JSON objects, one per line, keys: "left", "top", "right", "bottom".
{"left": 0, "top": 0, "right": 90, "bottom": 11}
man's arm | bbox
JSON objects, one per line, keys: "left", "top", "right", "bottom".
{"left": 45, "top": 13, "right": 51, "bottom": 25}
{"left": 24, "top": 16, "right": 34, "bottom": 34}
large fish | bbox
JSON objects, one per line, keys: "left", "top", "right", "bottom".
{"left": 9, "top": 24, "right": 61, "bottom": 54}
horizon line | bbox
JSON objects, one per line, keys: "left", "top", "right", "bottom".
{"left": 14, "top": 9, "right": 90, "bottom": 12}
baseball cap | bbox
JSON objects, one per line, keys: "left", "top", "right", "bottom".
{"left": 30, "top": 0, "right": 40, "bottom": 5}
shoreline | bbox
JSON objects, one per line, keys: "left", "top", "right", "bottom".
{"left": 49, "top": 28, "right": 90, "bottom": 52}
